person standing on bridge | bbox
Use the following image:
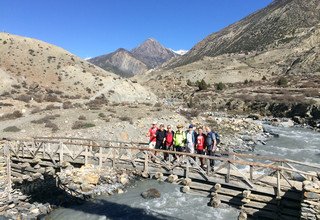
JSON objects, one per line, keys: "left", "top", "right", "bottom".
{"left": 164, "top": 125, "right": 174, "bottom": 161}
{"left": 147, "top": 121, "right": 158, "bottom": 149}
{"left": 173, "top": 124, "right": 186, "bottom": 161}
{"left": 196, "top": 127, "right": 206, "bottom": 169}
{"left": 186, "top": 124, "right": 197, "bottom": 154}
{"left": 205, "top": 126, "right": 217, "bottom": 171}
{"left": 155, "top": 124, "right": 166, "bottom": 156}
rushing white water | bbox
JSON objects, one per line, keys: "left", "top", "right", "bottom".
{"left": 46, "top": 180, "right": 239, "bottom": 220}
{"left": 260, "top": 124, "right": 320, "bottom": 164}
{"left": 46, "top": 125, "right": 320, "bottom": 220}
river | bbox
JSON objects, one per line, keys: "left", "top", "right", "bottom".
{"left": 46, "top": 125, "right": 320, "bottom": 220}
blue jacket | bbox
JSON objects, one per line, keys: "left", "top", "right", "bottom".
{"left": 185, "top": 130, "right": 197, "bottom": 144}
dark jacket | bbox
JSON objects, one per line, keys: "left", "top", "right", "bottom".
{"left": 156, "top": 129, "right": 166, "bottom": 147}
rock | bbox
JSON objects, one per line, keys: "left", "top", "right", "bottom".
{"left": 181, "top": 178, "right": 192, "bottom": 186}
{"left": 167, "top": 174, "right": 178, "bottom": 183}
{"left": 141, "top": 172, "right": 149, "bottom": 178}
{"left": 117, "top": 188, "right": 124, "bottom": 194}
{"left": 181, "top": 186, "right": 190, "bottom": 193}
{"left": 83, "top": 173, "right": 100, "bottom": 185}
{"left": 141, "top": 188, "right": 161, "bottom": 199}
{"left": 154, "top": 172, "right": 164, "bottom": 180}
{"left": 30, "top": 208, "right": 39, "bottom": 215}
{"left": 80, "top": 183, "right": 94, "bottom": 192}
{"left": 118, "top": 174, "right": 129, "bottom": 185}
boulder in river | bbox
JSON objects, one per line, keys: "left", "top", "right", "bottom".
{"left": 141, "top": 188, "right": 161, "bottom": 199}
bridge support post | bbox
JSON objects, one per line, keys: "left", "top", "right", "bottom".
{"left": 276, "top": 170, "right": 281, "bottom": 199}
{"left": 185, "top": 159, "right": 189, "bottom": 178}
{"left": 144, "top": 151, "right": 149, "bottom": 173}
{"left": 99, "top": 147, "right": 102, "bottom": 168}
{"left": 59, "top": 142, "right": 64, "bottom": 163}
{"left": 85, "top": 146, "right": 88, "bottom": 165}
{"left": 226, "top": 162, "right": 230, "bottom": 183}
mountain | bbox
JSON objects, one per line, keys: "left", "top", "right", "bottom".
{"left": 135, "top": 0, "right": 320, "bottom": 100}
{"left": 89, "top": 38, "right": 179, "bottom": 77}
{"left": 88, "top": 48, "right": 148, "bottom": 78}
{"left": 131, "top": 38, "right": 178, "bottom": 68}
{"left": 167, "top": 0, "right": 320, "bottom": 69}
{"left": 0, "top": 32, "right": 156, "bottom": 103}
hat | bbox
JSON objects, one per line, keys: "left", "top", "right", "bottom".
{"left": 177, "top": 124, "right": 183, "bottom": 128}
{"left": 152, "top": 121, "right": 157, "bottom": 125}
{"left": 189, "top": 124, "right": 194, "bottom": 129}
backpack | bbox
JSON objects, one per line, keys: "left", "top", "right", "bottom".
{"left": 205, "top": 132, "right": 214, "bottom": 147}
{"left": 214, "top": 132, "right": 220, "bottom": 145}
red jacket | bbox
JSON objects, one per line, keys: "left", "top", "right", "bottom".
{"left": 196, "top": 134, "right": 206, "bottom": 150}
{"left": 149, "top": 127, "right": 158, "bottom": 143}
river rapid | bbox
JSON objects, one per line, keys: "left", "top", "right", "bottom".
{"left": 46, "top": 125, "right": 320, "bottom": 220}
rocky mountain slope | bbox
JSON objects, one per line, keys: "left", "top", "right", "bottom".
{"left": 167, "top": 0, "right": 320, "bottom": 69}
{"left": 89, "top": 38, "right": 178, "bottom": 77}
{"left": 0, "top": 32, "right": 156, "bottom": 103}
{"left": 134, "top": 0, "right": 320, "bottom": 129}
{"left": 88, "top": 48, "right": 148, "bottom": 78}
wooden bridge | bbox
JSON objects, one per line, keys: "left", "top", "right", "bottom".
{"left": 1, "top": 137, "right": 320, "bottom": 219}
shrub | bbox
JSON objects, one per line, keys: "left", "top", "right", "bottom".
{"left": 45, "top": 104, "right": 60, "bottom": 110}
{"left": 196, "top": 79, "right": 209, "bottom": 91}
{"left": 215, "top": 82, "right": 226, "bottom": 91}
{"left": 276, "top": 77, "right": 288, "bottom": 87}
{"left": 62, "top": 101, "right": 73, "bottom": 109}
{"left": 44, "top": 94, "right": 61, "bottom": 102}
{"left": 119, "top": 116, "right": 133, "bottom": 124}
{"left": 186, "top": 79, "right": 193, "bottom": 86}
{"left": 31, "top": 107, "right": 42, "bottom": 114}
{"left": 72, "top": 121, "right": 95, "bottom": 129}
{"left": 3, "top": 126, "right": 21, "bottom": 132}
{"left": 262, "top": 76, "right": 267, "bottom": 80}
{"left": 16, "top": 94, "right": 32, "bottom": 103}
{"left": 244, "top": 79, "right": 249, "bottom": 84}
{"left": 45, "top": 121, "right": 59, "bottom": 132}
{"left": 31, "top": 115, "right": 59, "bottom": 124}
{"left": 0, "top": 111, "right": 23, "bottom": 121}
{"left": 98, "top": 113, "right": 106, "bottom": 118}
{"left": 78, "top": 115, "right": 87, "bottom": 120}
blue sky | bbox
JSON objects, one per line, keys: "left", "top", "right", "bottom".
{"left": 1, "top": 0, "right": 273, "bottom": 58}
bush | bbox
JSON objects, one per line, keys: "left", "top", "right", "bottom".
{"left": 78, "top": 115, "right": 87, "bottom": 120}
{"left": 45, "top": 121, "right": 59, "bottom": 132}
{"left": 3, "top": 126, "right": 21, "bottom": 132}
{"left": 262, "top": 76, "right": 267, "bottom": 80}
{"left": 196, "top": 79, "right": 209, "bottom": 91}
{"left": 31, "top": 115, "right": 60, "bottom": 124}
{"left": 186, "top": 79, "right": 193, "bottom": 86}
{"left": 62, "top": 101, "right": 73, "bottom": 109}
{"left": 72, "top": 121, "right": 95, "bottom": 130}
{"left": 276, "top": 77, "right": 288, "bottom": 87}
{"left": 45, "top": 104, "right": 60, "bottom": 110}
{"left": 16, "top": 94, "right": 32, "bottom": 103}
{"left": 44, "top": 94, "right": 61, "bottom": 102}
{"left": 31, "top": 107, "right": 42, "bottom": 114}
{"left": 98, "top": 113, "right": 106, "bottom": 118}
{"left": 0, "top": 111, "right": 23, "bottom": 121}
{"left": 119, "top": 116, "right": 133, "bottom": 124}
{"left": 215, "top": 82, "right": 226, "bottom": 91}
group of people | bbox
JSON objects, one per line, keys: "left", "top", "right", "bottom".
{"left": 146, "top": 122, "right": 220, "bottom": 170}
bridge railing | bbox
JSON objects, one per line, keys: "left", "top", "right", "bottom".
{"left": 3, "top": 137, "right": 320, "bottom": 198}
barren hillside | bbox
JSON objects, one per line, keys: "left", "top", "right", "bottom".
{"left": 0, "top": 32, "right": 156, "bottom": 103}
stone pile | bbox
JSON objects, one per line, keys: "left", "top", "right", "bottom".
{"left": 0, "top": 188, "right": 52, "bottom": 219}
{"left": 57, "top": 164, "right": 133, "bottom": 197}
{"left": 301, "top": 178, "right": 320, "bottom": 220}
